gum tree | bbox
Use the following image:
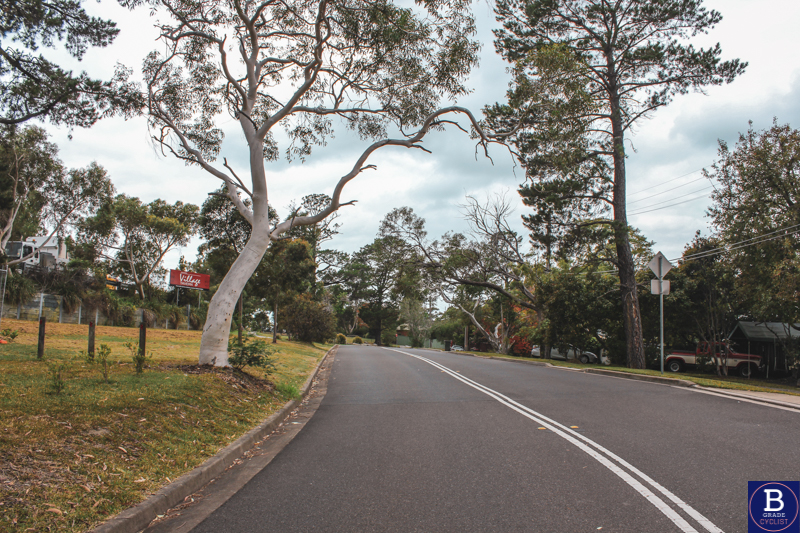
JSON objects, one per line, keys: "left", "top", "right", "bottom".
{"left": 489, "top": 0, "right": 746, "bottom": 368}
{"left": 140, "top": 0, "right": 495, "bottom": 365}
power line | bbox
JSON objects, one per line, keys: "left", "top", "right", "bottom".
{"left": 673, "top": 224, "right": 800, "bottom": 263}
{"left": 677, "top": 223, "right": 800, "bottom": 261}
{"left": 628, "top": 185, "right": 715, "bottom": 212}
{"left": 628, "top": 191, "right": 712, "bottom": 216}
{"left": 628, "top": 168, "right": 705, "bottom": 197}
{"left": 567, "top": 224, "right": 800, "bottom": 277}
{"left": 627, "top": 176, "right": 712, "bottom": 205}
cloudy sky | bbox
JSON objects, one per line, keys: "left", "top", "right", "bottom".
{"left": 43, "top": 0, "right": 800, "bottom": 271}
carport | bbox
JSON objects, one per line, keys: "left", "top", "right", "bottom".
{"left": 728, "top": 321, "right": 800, "bottom": 378}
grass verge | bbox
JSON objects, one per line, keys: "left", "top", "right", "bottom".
{"left": 0, "top": 319, "right": 329, "bottom": 532}
{"left": 454, "top": 350, "right": 800, "bottom": 397}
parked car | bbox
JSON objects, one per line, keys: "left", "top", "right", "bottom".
{"left": 665, "top": 341, "right": 761, "bottom": 377}
{"left": 530, "top": 345, "right": 599, "bottom": 364}
{"left": 451, "top": 345, "right": 464, "bottom": 352}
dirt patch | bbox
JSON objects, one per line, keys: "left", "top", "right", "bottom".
{"left": 170, "top": 364, "right": 274, "bottom": 393}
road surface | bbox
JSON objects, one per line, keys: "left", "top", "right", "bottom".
{"left": 189, "top": 345, "right": 800, "bottom": 533}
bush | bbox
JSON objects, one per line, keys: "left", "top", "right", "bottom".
{"left": 335, "top": 333, "right": 347, "bottom": 344}
{"left": 46, "top": 363, "right": 68, "bottom": 395}
{"left": 1, "top": 328, "right": 19, "bottom": 342}
{"left": 282, "top": 293, "right": 335, "bottom": 343}
{"left": 228, "top": 336, "right": 276, "bottom": 372}
{"left": 97, "top": 344, "right": 112, "bottom": 383}
{"left": 124, "top": 341, "right": 151, "bottom": 373}
{"left": 352, "top": 336, "right": 363, "bottom": 344}
{"left": 274, "top": 333, "right": 282, "bottom": 340}
{"left": 381, "top": 330, "right": 395, "bottom": 346}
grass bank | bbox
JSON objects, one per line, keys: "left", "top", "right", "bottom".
{"left": 0, "top": 319, "right": 329, "bottom": 532}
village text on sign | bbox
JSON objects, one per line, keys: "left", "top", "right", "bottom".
{"left": 168, "top": 270, "right": 210, "bottom": 290}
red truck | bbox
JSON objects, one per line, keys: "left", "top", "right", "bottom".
{"left": 665, "top": 341, "right": 761, "bottom": 377}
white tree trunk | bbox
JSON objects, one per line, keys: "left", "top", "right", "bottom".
{"left": 199, "top": 222, "right": 271, "bottom": 366}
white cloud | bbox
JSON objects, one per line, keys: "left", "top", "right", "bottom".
{"left": 33, "top": 0, "right": 800, "bottom": 268}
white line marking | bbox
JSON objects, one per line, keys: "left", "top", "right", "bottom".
{"left": 387, "top": 348, "right": 725, "bottom": 533}
{"left": 679, "top": 387, "right": 800, "bottom": 413}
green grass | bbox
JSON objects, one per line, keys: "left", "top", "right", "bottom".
{"left": 0, "top": 319, "right": 329, "bottom": 532}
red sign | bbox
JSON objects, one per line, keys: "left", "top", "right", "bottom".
{"left": 169, "top": 270, "right": 210, "bottom": 290}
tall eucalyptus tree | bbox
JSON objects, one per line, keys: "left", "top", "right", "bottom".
{"left": 139, "top": 0, "right": 499, "bottom": 365}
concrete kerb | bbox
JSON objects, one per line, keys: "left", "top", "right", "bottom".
{"left": 448, "top": 350, "right": 800, "bottom": 408}
{"left": 89, "top": 345, "right": 336, "bottom": 533}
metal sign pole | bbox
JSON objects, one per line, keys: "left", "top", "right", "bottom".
{"left": 648, "top": 252, "right": 674, "bottom": 376}
{"left": 0, "top": 268, "right": 7, "bottom": 328}
{"left": 660, "top": 281, "right": 664, "bottom": 376}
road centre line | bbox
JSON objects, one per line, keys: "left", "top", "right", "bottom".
{"left": 386, "top": 348, "right": 724, "bottom": 533}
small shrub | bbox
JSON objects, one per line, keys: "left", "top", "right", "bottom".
{"left": 335, "top": 333, "right": 347, "bottom": 344}
{"left": 124, "top": 341, "right": 151, "bottom": 374}
{"left": 46, "top": 363, "right": 68, "bottom": 395}
{"left": 275, "top": 382, "right": 301, "bottom": 400}
{"left": 352, "top": 337, "right": 363, "bottom": 345}
{"left": 97, "top": 344, "right": 112, "bottom": 383}
{"left": 228, "top": 335, "right": 276, "bottom": 372}
{"left": 380, "top": 330, "right": 395, "bottom": 346}
{"left": 274, "top": 333, "right": 282, "bottom": 340}
{"left": 1, "top": 328, "right": 19, "bottom": 342}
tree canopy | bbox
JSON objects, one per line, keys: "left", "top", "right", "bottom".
{"left": 487, "top": 0, "right": 746, "bottom": 367}
{"left": 0, "top": 0, "right": 141, "bottom": 126}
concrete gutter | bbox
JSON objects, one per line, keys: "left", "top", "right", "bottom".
{"left": 89, "top": 346, "right": 335, "bottom": 533}
{"left": 583, "top": 367, "right": 697, "bottom": 388}
{"left": 450, "top": 350, "right": 800, "bottom": 408}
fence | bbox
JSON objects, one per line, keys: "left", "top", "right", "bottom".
{"left": 0, "top": 292, "right": 194, "bottom": 329}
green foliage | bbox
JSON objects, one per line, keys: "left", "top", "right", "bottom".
{"left": 282, "top": 293, "right": 335, "bottom": 343}
{"left": 227, "top": 336, "right": 275, "bottom": 372}
{"left": 275, "top": 382, "right": 301, "bottom": 400}
{"left": 124, "top": 341, "right": 151, "bottom": 374}
{"left": 46, "top": 362, "right": 67, "bottom": 395}
{"left": 0, "top": 0, "right": 141, "bottom": 127}
{"left": 1, "top": 328, "right": 19, "bottom": 341}
{"left": 97, "top": 344, "right": 112, "bottom": 383}
{"left": 78, "top": 195, "right": 199, "bottom": 299}
{"left": 4, "top": 273, "right": 37, "bottom": 306}
{"left": 335, "top": 333, "right": 347, "bottom": 344}
{"left": 352, "top": 336, "right": 363, "bottom": 345}
{"left": 490, "top": 0, "right": 745, "bottom": 367}
{"left": 380, "top": 329, "right": 396, "bottom": 346}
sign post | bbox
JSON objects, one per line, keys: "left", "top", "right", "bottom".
{"left": 648, "top": 252, "right": 674, "bottom": 375}
{"left": 168, "top": 270, "right": 210, "bottom": 330}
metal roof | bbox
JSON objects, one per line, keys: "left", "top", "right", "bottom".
{"left": 731, "top": 321, "right": 800, "bottom": 342}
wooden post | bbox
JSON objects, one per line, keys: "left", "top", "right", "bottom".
{"left": 88, "top": 321, "right": 95, "bottom": 358}
{"left": 37, "top": 317, "right": 46, "bottom": 359}
{"left": 139, "top": 321, "right": 146, "bottom": 356}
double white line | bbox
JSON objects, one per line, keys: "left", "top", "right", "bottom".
{"left": 387, "top": 348, "right": 725, "bottom": 533}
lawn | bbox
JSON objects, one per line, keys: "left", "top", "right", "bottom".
{"left": 0, "top": 319, "right": 330, "bottom": 532}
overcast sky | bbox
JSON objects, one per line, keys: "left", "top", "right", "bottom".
{"left": 42, "top": 0, "right": 800, "bottom": 271}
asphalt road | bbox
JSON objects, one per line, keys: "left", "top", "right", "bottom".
{"left": 189, "top": 346, "right": 800, "bottom": 533}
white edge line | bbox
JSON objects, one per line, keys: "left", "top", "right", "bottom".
{"left": 388, "top": 348, "right": 725, "bottom": 533}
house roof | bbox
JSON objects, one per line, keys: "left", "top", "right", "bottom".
{"left": 731, "top": 321, "right": 800, "bottom": 342}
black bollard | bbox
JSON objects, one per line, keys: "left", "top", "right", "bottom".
{"left": 37, "top": 317, "right": 46, "bottom": 359}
